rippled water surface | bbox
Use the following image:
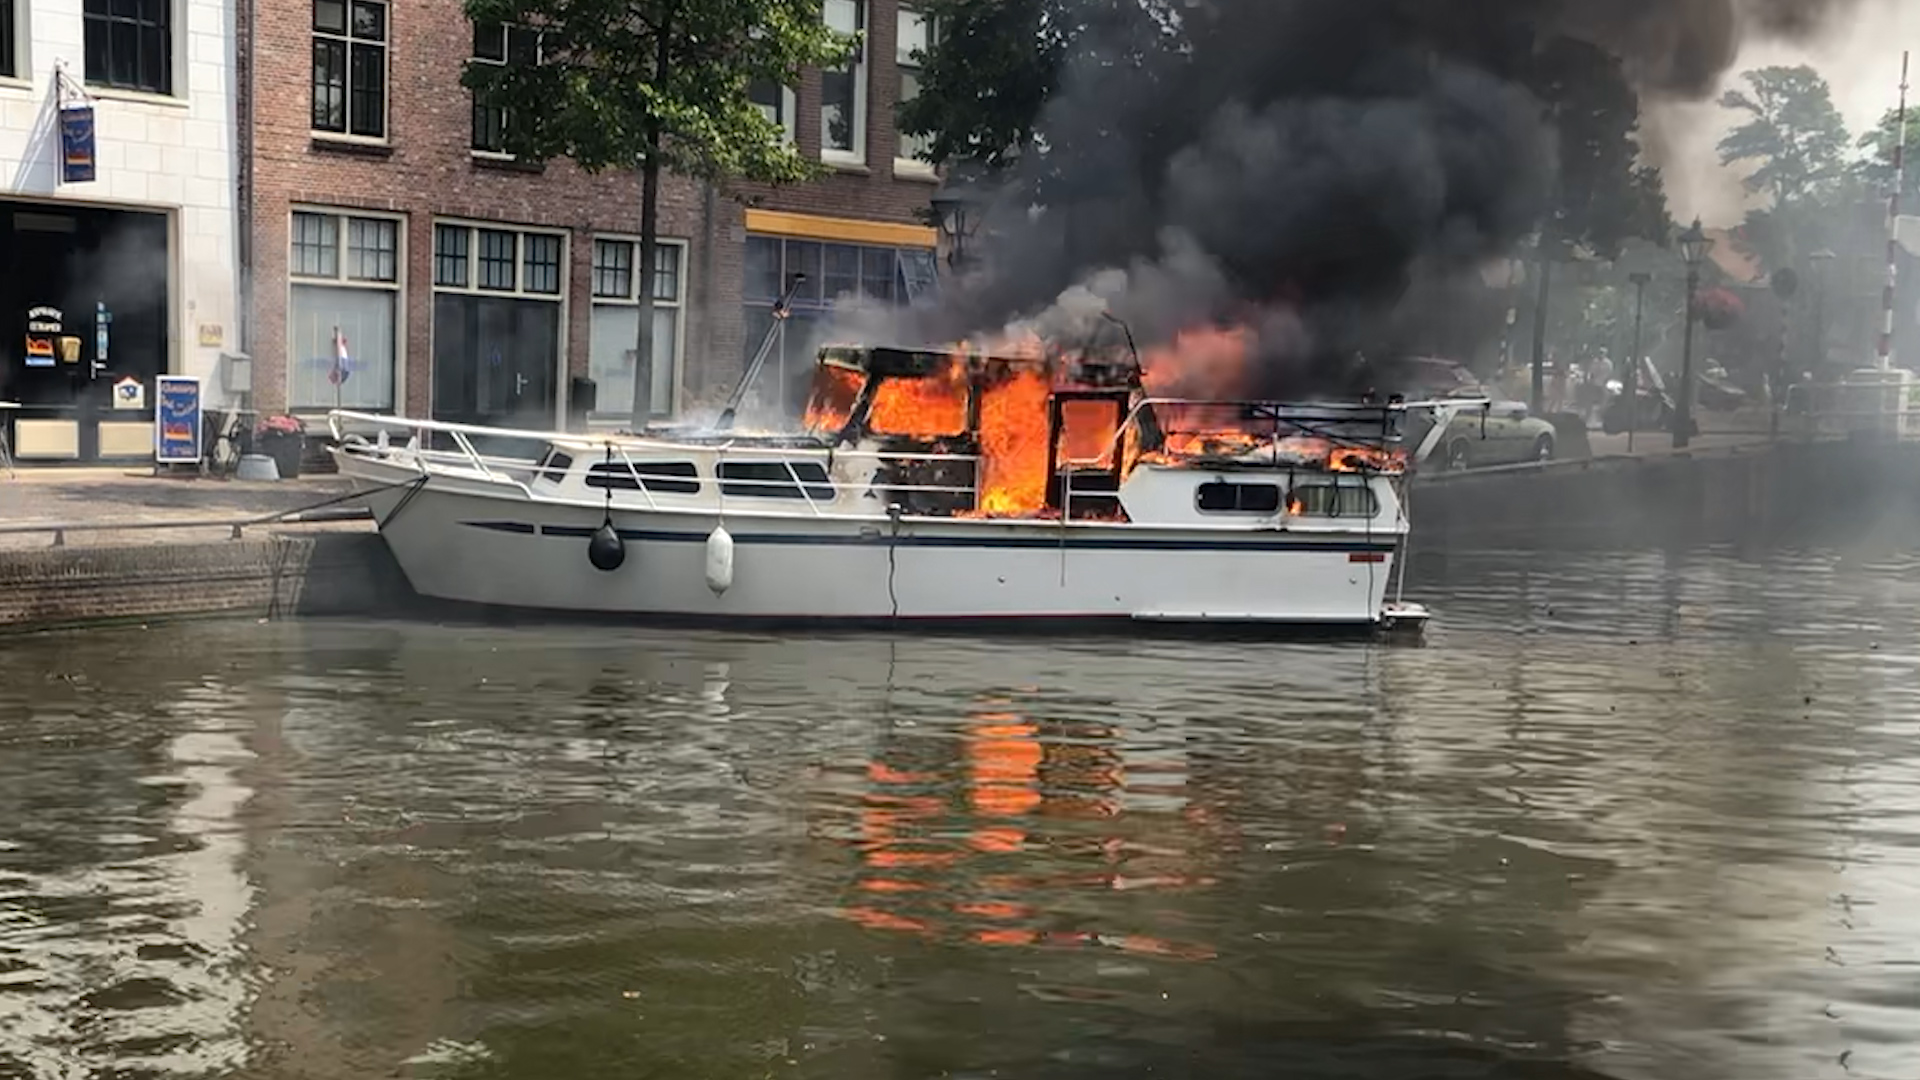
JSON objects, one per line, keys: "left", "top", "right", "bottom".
{"left": 5, "top": 546, "right": 1920, "bottom": 1080}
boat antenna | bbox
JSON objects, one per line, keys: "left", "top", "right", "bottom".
{"left": 716, "top": 272, "right": 808, "bottom": 430}
{"left": 1099, "top": 311, "right": 1143, "bottom": 387}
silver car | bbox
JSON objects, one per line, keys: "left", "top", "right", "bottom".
{"left": 1399, "top": 358, "right": 1557, "bottom": 470}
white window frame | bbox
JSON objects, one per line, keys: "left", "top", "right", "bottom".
{"left": 820, "top": 0, "right": 867, "bottom": 167}
{"left": 892, "top": 5, "right": 936, "bottom": 178}
{"left": 286, "top": 206, "right": 407, "bottom": 415}
{"left": 80, "top": 0, "right": 183, "bottom": 100}
{"left": 470, "top": 21, "right": 544, "bottom": 159}
{"left": 430, "top": 217, "right": 570, "bottom": 421}
{"left": 310, "top": 0, "right": 390, "bottom": 142}
{"left": 588, "top": 235, "right": 689, "bottom": 421}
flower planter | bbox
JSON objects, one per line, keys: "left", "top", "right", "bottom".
{"left": 256, "top": 431, "right": 303, "bottom": 480}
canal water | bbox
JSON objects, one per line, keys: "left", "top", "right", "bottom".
{"left": 3, "top": 546, "right": 1920, "bottom": 1080}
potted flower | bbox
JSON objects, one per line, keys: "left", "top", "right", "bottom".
{"left": 255, "top": 414, "right": 307, "bottom": 479}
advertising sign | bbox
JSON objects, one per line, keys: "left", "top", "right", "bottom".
{"left": 59, "top": 107, "right": 97, "bottom": 184}
{"left": 155, "top": 375, "right": 203, "bottom": 464}
{"left": 24, "top": 305, "right": 61, "bottom": 368}
{"left": 113, "top": 376, "right": 145, "bottom": 410}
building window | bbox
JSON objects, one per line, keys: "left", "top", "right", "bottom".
{"left": 288, "top": 210, "right": 401, "bottom": 412}
{"left": 432, "top": 222, "right": 566, "bottom": 299}
{"left": 471, "top": 23, "right": 540, "bottom": 154}
{"left": 83, "top": 0, "right": 172, "bottom": 95}
{"left": 820, "top": 0, "right": 866, "bottom": 164}
{"left": 741, "top": 235, "right": 936, "bottom": 415}
{"left": 749, "top": 79, "right": 796, "bottom": 144}
{"left": 312, "top": 0, "right": 387, "bottom": 138}
{"left": 1, "top": 0, "right": 18, "bottom": 80}
{"left": 589, "top": 238, "right": 687, "bottom": 420}
{"left": 895, "top": 7, "right": 934, "bottom": 169}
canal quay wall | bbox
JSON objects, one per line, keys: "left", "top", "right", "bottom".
{"left": 0, "top": 472, "right": 419, "bottom": 634}
{"left": 3, "top": 437, "right": 1918, "bottom": 632}
{"left": 1415, "top": 436, "right": 1920, "bottom": 548}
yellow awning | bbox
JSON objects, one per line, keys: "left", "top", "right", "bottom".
{"left": 744, "top": 208, "right": 936, "bottom": 249}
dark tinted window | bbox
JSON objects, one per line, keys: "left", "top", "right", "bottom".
{"left": 584, "top": 460, "right": 701, "bottom": 494}
{"left": 720, "top": 461, "right": 834, "bottom": 501}
{"left": 535, "top": 450, "right": 572, "bottom": 484}
{"left": 1196, "top": 481, "right": 1281, "bottom": 514}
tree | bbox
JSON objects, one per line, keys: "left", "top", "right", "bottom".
{"left": 1855, "top": 105, "right": 1920, "bottom": 201}
{"left": 462, "top": 0, "right": 852, "bottom": 426}
{"left": 1716, "top": 65, "right": 1850, "bottom": 213}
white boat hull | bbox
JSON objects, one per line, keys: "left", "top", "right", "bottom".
{"left": 341, "top": 455, "right": 1406, "bottom": 631}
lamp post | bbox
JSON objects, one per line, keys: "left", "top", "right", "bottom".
{"left": 1626, "top": 271, "right": 1651, "bottom": 452}
{"left": 1809, "top": 248, "right": 1835, "bottom": 382}
{"left": 929, "top": 171, "right": 984, "bottom": 272}
{"left": 1673, "top": 217, "right": 1714, "bottom": 449}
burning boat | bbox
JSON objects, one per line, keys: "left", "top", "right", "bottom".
{"left": 327, "top": 341, "right": 1480, "bottom": 635}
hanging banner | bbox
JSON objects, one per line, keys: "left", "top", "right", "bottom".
{"left": 155, "top": 375, "right": 203, "bottom": 464}
{"left": 59, "top": 107, "right": 97, "bottom": 184}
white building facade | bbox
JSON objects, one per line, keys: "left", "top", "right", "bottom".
{"left": 0, "top": 0, "right": 238, "bottom": 463}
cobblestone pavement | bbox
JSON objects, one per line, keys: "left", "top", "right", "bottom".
{"left": 0, "top": 468, "right": 370, "bottom": 550}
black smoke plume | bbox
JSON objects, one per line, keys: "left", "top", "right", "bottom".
{"left": 866, "top": 0, "right": 1862, "bottom": 398}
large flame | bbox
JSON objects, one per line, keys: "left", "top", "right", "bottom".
{"left": 868, "top": 357, "right": 968, "bottom": 437}
{"left": 974, "top": 367, "right": 1054, "bottom": 517}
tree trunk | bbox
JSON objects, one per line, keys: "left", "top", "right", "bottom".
{"left": 628, "top": 143, "right": 662, "bottom": 428}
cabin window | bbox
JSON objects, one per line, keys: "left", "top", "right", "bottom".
{"left": 720, "top": 461, "right": 835, "bottom": 501}
{"left": 584, "top": 460, "right": 702, "bottom": 495}
{"left": 536, "top": 449, "right": 573, "bottom": 484}
{"left": 868, "top": 368, "right": 968, "bottom": 437}
{"left": 802, "top": 362, "right": 869, "bottom": 436}
{"left": 1196, "top": 481, "right": 1282, "bottom": 514}
{"left": 1290, "top": 482, "right": 1379, "bottom": 518}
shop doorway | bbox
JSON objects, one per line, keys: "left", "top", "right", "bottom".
{"left": 0, "top": 202, "right": 169, "bottom": 462}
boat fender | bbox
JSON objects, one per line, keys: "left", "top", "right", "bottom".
{"left": 588, "top": 521, "right": 626, "bottom": 571}
{"left": 706, "top": 525, "right": 735, "bottom": 594}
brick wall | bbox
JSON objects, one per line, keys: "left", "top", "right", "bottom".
{"left": 243, "top": 0, "right": 939, "bottom": 420}
{"left": 0, "top": 533, "right": 416, "bottom": 631}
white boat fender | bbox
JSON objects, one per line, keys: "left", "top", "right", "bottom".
{"left": 705, "top": 525, "right": 735, "bottom": 594}
{"left": 588, "top": 520, "right": 626, "bottom": 571}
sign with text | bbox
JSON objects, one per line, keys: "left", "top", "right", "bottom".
{"left": 23, "top": 305, "right": 62, "bottom": 367}
{"left": 59, "top": 107, "right": 96, "bottom": 184}
{"left": 155, "top": 375, "right": 203, "bottom": 464}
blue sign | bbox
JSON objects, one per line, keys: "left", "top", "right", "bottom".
{"left": 59, "top": 107, "right": 96, "bottom": 184}
{"left": 155, "top": 375, "right": 203, "bottom": 464}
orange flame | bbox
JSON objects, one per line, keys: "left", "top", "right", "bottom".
{"left": 801, "top": 363, "right": 867, "bottom": 434}
{"left": 868, "top": 357, "right": 969, "bottom": 437}
{"left": 1056, "top": 398, "right": 1120, "bottom": 469}
{"left": 973, "top": 367, "right": 1054, "bottom": 517}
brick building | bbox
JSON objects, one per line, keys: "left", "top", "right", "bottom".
{"left": 239, "top": 0, "right": 941, "bottom": 430}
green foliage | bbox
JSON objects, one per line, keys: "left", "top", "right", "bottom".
{"left": 1716, "top": 65, "right": 1850, "bottom": 211}
{"left": 1525, "top": 37, "right": 1671, "bottom": 260}
{"left": 1855, "top": 106, "right": 1920, "bottom": 200}
{"left": 461, "top": 0, "right": 852, "bottom": 181}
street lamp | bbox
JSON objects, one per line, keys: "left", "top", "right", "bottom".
{"left": 1626, "top": 271, "right": 1651, "bottom": 452}
{"left": 929, "top": 171, "right": 985, "bottom": 271}
{"left": 1673, "top": 217, "right": 1714, "bottom": 449}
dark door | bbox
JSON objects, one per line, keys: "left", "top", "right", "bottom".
{"left": 0, "top": 204, "right": 167, "bottom": 460}
{"left": 432, "top": 293, "right": 559, "bottom": 429}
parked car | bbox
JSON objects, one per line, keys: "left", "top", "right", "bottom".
{"left": 1395, "top": 357, "right": 1558, "bottom": 470}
